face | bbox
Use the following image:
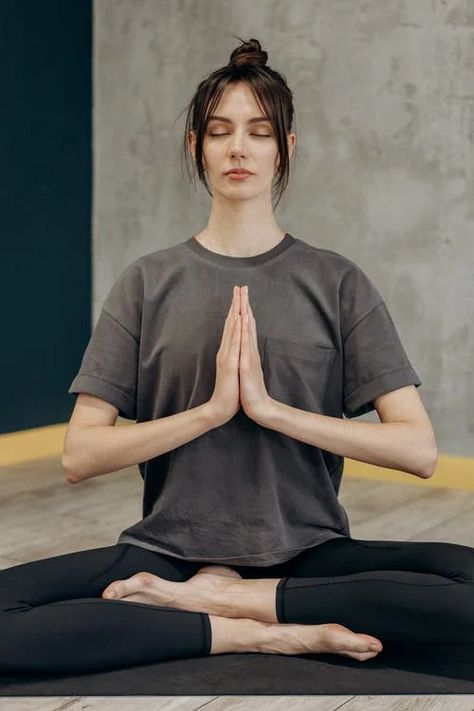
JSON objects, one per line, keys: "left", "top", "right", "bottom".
{"left": 189, "top": 81, "right": 295, "bottom": 201}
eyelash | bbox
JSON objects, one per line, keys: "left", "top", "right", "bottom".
{"left": 208, "top": 133, "right": 271, "bottom": 138}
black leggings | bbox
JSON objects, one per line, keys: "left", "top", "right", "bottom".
{"left": 1, "top": 535, "right": 474, "bottom": 674}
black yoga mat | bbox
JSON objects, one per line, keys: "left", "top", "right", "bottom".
{"left": 1, "top": 642, "right": 474, "bottom": 696}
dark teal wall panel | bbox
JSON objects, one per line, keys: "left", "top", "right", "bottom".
{"left": 0, "top": 0, "right": 92, "bottom": 434}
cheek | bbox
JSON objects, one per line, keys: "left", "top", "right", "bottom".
{"left": 202, "top": 141, "right": 221, "bottom": 162}
{"left": 259, "top": 150, "right": 279, "bottom": 173}
{"left": 262, "top": 145, "right": 279, "bottom": 165}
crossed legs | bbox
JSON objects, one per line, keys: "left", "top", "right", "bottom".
{"left": 102, "top": 536, "right": 474, "bottom": 657}
{"left": 0, "top": 540, "right": 387, "bottom": 674}
{"left": 102, "top": 563, "right": 384, "bottom": 660}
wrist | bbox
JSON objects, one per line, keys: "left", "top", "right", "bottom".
{"left": 250, "top": 396, "right": 279, "bottom": 427}
{"left": 202, "top": 400, "right": 228, "bottom": 429}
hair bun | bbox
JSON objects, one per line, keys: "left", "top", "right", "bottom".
{"left": 229, "top": 38, "right": 268, "bottom": 68}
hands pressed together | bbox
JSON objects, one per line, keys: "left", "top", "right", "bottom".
{"left": 208, "top": 285, "right": 272, "bottom": 426}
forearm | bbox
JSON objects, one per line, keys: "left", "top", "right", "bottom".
{"left": 256, "top": 398, "right": 436, "bottom": 479}
{"left": 63, "top": 401, "right": 221, "bottom": 483}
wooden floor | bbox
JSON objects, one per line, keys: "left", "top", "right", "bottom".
{"left": 1, "top": 457, "right": 473, "bottom": 710}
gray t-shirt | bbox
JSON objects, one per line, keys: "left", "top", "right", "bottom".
{"left": 68, "top": 233, "right": 421, "bottom": 565}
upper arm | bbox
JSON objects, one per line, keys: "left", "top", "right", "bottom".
{"left": 63, "top": 393, "right": 119, "bottom": 464}
{"left": 340, "top": 263, "right": 422, "bottom": 419}
{"left": 373, "top": 385, "right": 438, "bottom": 455}
{"left": 67, "top": 262, "right": 142, "bottom": 422}
{"left": 68, "top": 392, "right": 119, "bottom": 428}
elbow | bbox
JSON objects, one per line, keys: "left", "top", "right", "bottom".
{"left": 62, "top": 453, "right": 82, "bottom": 484}
{"left": 418, "top": 447, "right": 439, "bottom": 479}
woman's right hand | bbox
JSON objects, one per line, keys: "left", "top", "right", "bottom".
{"left": 206, "top": 285, "right": 242, "bottom": 426}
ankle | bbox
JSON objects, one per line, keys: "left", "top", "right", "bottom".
{"left": 208, "top": 616, "right": 271, "bottom": 655}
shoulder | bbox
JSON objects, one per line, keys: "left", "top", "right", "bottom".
{"left": 292, "top": 237, "right": 384, "bottom": 320}
{"left": 110, "top": 242, "right": 186, "bottom": 288}
{"left": 291, "top": 236, "right": 369, "bottom": 283}
{"left": 125, "top": 241, "right": 189, "bottom": 279}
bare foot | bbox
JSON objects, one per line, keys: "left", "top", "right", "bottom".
{"left": 101, "top": 565, "right": 242, "bottom": 606}
{"left": 263, "top": 621, "right": 383, "bottom": 662}
{"left": 101, "top": 571, "right": 179, "bottom": 606}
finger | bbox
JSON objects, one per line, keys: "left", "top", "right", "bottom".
{"left": 234, "top": 313, "right": 241, "bottom": 348}
{"left": 225, "top": 286, "right": 236, "bottom": 324}
{"left": 228, "top": 296, "right": 241, "bottom": 343}
{"left": 233, "top": 285, "right": 241, "bottom": 316}
{"left": 248, "top": 302, "right": 258, "bottom": 355}
{"left": 233, "top": 287, "right": 241, "bottom": 320}
{"left": 241, "top": 286, "right": 250, "bottom": 320}
{"left": 231, "top": 285, "right": 239, "bottom": 314}
{"left": 243, "top": 286, "right": 256, "bottom": 355}
{"left": 235, "top": 288, "right": 242, "bottom": 340}
{"left": 240, "top": 295, "right": 249, "bottom": 360}
{"left": 232, "top": 291, "right": 242, "bottom": 345}
{"left": 222, "top": 287, "right": 238, "bottom": 347}
{"left": 227, "top": 308, "right": 240, "bottom": 362}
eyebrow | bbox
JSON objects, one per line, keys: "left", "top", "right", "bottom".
{"left": 207, "top": 115, "right": 271, "bottom": 124}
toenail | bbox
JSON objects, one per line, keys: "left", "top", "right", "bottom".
{"left": 106, "top": 591, "right": 116, "bottom": 598}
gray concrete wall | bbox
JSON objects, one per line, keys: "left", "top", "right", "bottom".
{"left": 94, "top": 0, "right": 473, "bottom": 456}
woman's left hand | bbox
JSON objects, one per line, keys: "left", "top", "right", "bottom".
{"left": 239, "top": 285, "right": 272, "bottom": 422}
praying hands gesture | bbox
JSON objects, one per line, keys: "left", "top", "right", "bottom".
{"left": 207, "top": 285, "right": 272, "bottom": 426}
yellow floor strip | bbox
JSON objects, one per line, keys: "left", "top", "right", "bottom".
{"left": 343, "top": 455, "right": 474, "bottom": 490}
{"left": 1, "top": 422, "right": 473, "bottom": 490}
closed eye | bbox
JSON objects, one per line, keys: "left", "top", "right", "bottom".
{"left": 209, "top": 133, "right": 271, "bottom": 138}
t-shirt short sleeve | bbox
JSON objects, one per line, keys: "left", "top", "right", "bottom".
{"left": 68, "top": 262, "right": 143, "bottom": 420}
{"left": 340, "top": 262, "right": 421, "bottom": 419}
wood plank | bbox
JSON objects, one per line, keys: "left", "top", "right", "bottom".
{"left": 340, "top": 695, "right": 474, "bottom": 710}
{"left": 1, "top": 465, "right": 473, "bottom": 709}
{"left": 0, "top": 699, "right": 79, "bottom": 710}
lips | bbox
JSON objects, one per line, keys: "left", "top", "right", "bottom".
{"left": 225, "top": 170, "right": 252, "bottom": 175}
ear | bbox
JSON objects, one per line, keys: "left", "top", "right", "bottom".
{"left": 188, "top": 129, "right": 196, "bottom": 160}
{"left": 288, "top": 132, "right": 296, "bottom": 160}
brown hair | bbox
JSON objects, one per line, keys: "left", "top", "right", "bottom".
{"left": 179, "top": 35, "right": 297, "bottom": 210}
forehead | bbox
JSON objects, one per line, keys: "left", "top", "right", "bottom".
{"left": 209, "top": 82, "right": 269, "bottom": 122}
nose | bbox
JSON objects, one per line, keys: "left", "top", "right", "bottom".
{"left": 229, "top": 146, "right": 246, "bottom": 158}
{"left": 229, "top": 134, "right": 248, "bottom": 158}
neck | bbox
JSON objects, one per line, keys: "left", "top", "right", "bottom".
{"left": 196, "top": 207, "right": 285, "bottom": 258}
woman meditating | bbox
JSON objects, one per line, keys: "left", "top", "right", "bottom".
{"left": 2, "top": 37, "right": 473, "bottom": 675}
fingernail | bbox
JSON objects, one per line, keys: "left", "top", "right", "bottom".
{"left": 370, "top": 643, "right": 380, "bottom": 651}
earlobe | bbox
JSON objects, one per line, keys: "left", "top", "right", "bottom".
{"left": 188, "top": 132, "right": 196, "bottom": 158}
{"left": 288, "top": 133, "right": 296, "bottom": 158}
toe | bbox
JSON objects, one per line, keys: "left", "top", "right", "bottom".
{"left": 347, "top": 634, "right": 382, "bottom": 653}
{"left": 102, "top": 573, "right": 146, "bottom": 600}
{"left": 102, "top": 581, "right": 126, "bottom": 599}
{"left": 324, "top": 624, "right": 382, "bottom": 653}
{"left": 358, "top": 633, "right": 382, "bottom": 652}
{"left": 101, "top": 583, "right": 122, "bottom": 599}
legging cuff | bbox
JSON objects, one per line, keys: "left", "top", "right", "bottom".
{"left": 276, "top": 577, "right": 288, "bottom": 623}
{"left": 201, "top": 612, "right": 212, "bottom": 656}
